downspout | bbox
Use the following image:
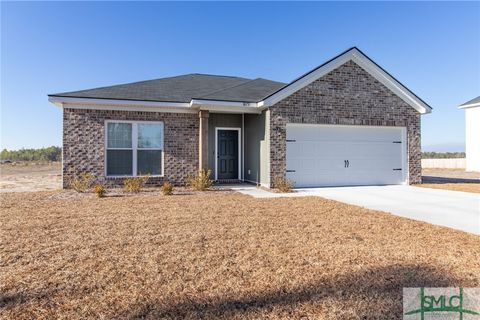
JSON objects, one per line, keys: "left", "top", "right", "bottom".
{"left": 242, "top": 113, "right": 245, "bottom": 181}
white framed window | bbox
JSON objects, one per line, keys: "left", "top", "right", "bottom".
{"left": 105, "top": 120, "right": 164, "bottom": 177}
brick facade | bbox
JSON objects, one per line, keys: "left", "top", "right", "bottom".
{"left": 62, "top": 108, "right": 198, "bottom": 188}
{"left": 62, "top": 60, "right": 423, "bottom": 189}
{"left": 269, "top": 60, "right": 422, "bottom": 187}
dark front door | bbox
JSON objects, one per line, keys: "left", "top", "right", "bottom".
{"left": 217, "top": 130, "right": 238, "bottom": 179}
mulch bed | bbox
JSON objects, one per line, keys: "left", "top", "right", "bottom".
{"left": 46, "top": 187, "right": 234, "bottom": 200}
{"left": 1, "top": 190, "right": 479, "bottom": 319}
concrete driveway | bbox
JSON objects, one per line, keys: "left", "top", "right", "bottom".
{"left": 232, "top": 185, "right": 480, "bottom": 235}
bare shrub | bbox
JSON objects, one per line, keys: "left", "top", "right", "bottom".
{"left": 188, "top": 169, "right": 213, "bottom": 191}
{"left": 123, "top": 176, "right": 150, "bottom": 193}
{"left": 68, "top": 172, "right": 95, "bottom": 193}
{"left": 161, "top": 181, "right": 174, "bottom": 195}
{"left": 274, "top": 176, "right": 295, "bottom": 193}
{"left": 93, "top": 183, "right": 106, "bottom": 198}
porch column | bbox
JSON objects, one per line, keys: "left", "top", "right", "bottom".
{"left": 198, "top": 110, "right": 209, "bottom": 171}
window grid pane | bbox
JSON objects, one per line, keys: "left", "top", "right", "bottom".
{"left": 107, "top": 150, "right": 133, "bottom": 176}
{"left": 107, "top": 123, "right": 132, "bottom": 148}
{"left": 138, "top": 123, "right": 163, "bottom": 149}
{"left": 137, "top": 150, "right": 162, "bottom": 175}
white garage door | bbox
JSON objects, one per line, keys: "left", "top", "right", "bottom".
{"left": 286, "top": 124, "right": 407, "bottom": 188}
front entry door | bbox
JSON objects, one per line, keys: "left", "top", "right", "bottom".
{"left": 217, "top": 129, "right": 238, "bottom": 179}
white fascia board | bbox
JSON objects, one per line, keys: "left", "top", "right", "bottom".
{"left": 48, "top": 96, "right": 195, "bottom": 113}
{"left": 190, "top": 99, "right": 258, "bottom": 108}
{"left": 350, "top": 50, "right": 431, "bottom": 114}
{"left": 198, "top": 105, "right": 261, "bottom": 114}
{"left": 458, "top": 102, "right": 480, "bottom": 109}
{"left": 191, "top": 99, "right": 261, "bottom": 113}
{"left": 261, "top": 48, "right": 432, "bottom": 114}
{"left": 262, "top": 53, "right": 351, "bottom": 108}
{"left": 49, "top": 96, "right": 263, "bottom": 114}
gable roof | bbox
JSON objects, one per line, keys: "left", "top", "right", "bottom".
{"left": 459, "top": 96, "right": 480, "bottom": 109}
{"left": 49, "top": 74, "right": 285, "bottom": 104}
{"left": 260, "top": 47, "right": 432, "bottom": 114}
{"left": 197, "top": 78, "right": 286, "bottom": 102}
{"left": 49, "top": 47, "right": 431, "bottom": 114}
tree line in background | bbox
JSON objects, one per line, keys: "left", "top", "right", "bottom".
{"left": 0, "top": 146, "right": 61, "bottom": 162}
{"left": 421, "top": 152, "right": 465, "bottom": 159}
{"left": 0, "top": 147, "right": 466, "bottom": 162}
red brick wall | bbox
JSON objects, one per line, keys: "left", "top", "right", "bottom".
{"left": 269, "top": 60, "right": 422, "bottom": 187}
{"left": 62, "top": 108, "right": 198, "bottom": 188}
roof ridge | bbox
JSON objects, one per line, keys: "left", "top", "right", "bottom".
{"left": 190, "top": 73, "right": 250, "bottom": 80}
{"left": 255, "top": 78, "right": 288, "bottom": 85}
{"left": 49, "top": 73, "right": 252, "bottom": 97}
{"left": 195, "top": 78, "right": 256, "bottom": 99}
{"left": 49, "top": 74, "right": 201, "bottom": 96}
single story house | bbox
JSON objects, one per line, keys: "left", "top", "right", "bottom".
{"left": 459, "top": 96, "right": 480, "bottom": 172}
{"left": 49, "top": 47, "right": 432, "bottom": 188}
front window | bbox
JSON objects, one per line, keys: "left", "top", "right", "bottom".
{"left": 106, "top": 121, "right": 163, "bottom": 176}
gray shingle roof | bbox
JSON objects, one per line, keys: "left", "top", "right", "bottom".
{"left": 49, "top": 74, "right": 286, "bottom": 103}
{"left": 197, "top": 78, "right": 286, "bottom": 102}
{"left": 460, "top": 96, "right": 480, "bottom": 107}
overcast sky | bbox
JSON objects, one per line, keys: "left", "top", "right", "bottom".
{"left": 1, "top": 1, "right": 479, "bottom": 151}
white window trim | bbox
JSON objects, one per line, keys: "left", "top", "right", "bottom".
{"left": 104, "top": 120, "right": 164, "bottom": 178}
{"left": 214, "top": 127, "right": 242, "bottom": 181}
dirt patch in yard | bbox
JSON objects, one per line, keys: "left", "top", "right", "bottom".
{"left": 0, "top": 162, "right": 61, "bottom": 192}
{"left": 1, "top": 191, "right": 479, "bottom": 319}
{"left": 420, "top": 168, "right": 480, "bottom": 193}
{"left": 422, "top": 168, "right": 480, "bottom": 183}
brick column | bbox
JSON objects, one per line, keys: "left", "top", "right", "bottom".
{"left": 198, "top": 110, "right": 209, "bottom": 171}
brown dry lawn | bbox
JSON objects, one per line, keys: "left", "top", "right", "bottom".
{"left": 416, "top": 183, "right": 480, "bottom": 193}
{"left": 1, "top": 190, "right": 479, "bottom": 319}
{"left": 419, "top": 168, "right": 480, "bottom": 193}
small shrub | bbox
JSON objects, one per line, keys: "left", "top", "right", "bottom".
{"left": 274, "top": 176, "right": 295, "bottom": 193}
{"left": 188, "top": 169, "right": 213, "bottom": 191}
{"left": 93, "top": 183, "right": 106, "bottom": 198}
{"left": 123, "top": 175, "right": 149, "bottom": 193}
{"left": 69, "top": 172, "right": 95, "bottom": 193}
{"left": 161, "top": 181, "right": 174, "bottom": 195}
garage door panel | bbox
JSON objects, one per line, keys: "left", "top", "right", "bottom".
{"left": 294, "top": 158, "right": 346, "bottom": 172}
{"left": 346, "top": 142, "right": 401, "bottom": 156}
{"left": 300, "top": 143, "right": 317, "bottom": 157}
{"left": 289, "top": 141, "right": 348, "bottom": 157}
{"left": 315, "top": 158, "right": 346, "bottom": 170}
{"left": 286, "top": 143, "right": 303, "bottom": 157}
{"left": 288, "top": 172, "right": 350, "bottom": 188}
{"left": 286, "top": 124, "right": 406, "bottom": 188}
{"left": 286, "top": 125, "right": 401, "bottom": 142}
{"left": 346, "top": 170, "right": 403, "bottom": 186}
{"left": 348, "top": 161, "right": 403, "bottom": 173}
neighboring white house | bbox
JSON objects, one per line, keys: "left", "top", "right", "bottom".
{"left": 459, "top": 96, "right": 480, "bottom": 172}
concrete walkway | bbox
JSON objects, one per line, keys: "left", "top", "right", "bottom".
{"left": 229, "top": 185, "right": 480, "bottom": 235}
